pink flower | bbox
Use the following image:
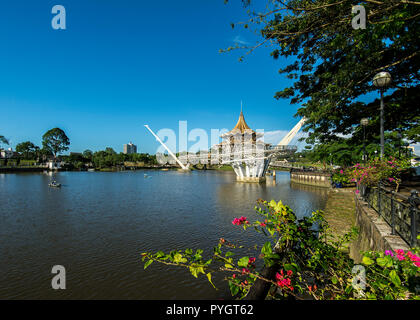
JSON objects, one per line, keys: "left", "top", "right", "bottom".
{"left": 385, "top": 250, "right": 394, "bottom": 257}
{"left": 232, "top": 216, "right": 248, "bottom": 225}
{"left": 275, "top": 269, "right": 294, "bottom": 290}
{"left": 248, "top": 257, "right": 256, "bottom": 265}
{"left": 355, "top": 190, "right": 360, "bottom": 194}
{"left": 340, "top": 169, "right": 344, "bottom": 174}
{"left": 260, "top": 222, "right": 266, "bottom": 227}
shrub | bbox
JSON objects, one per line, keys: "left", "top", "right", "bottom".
{"left": 141, "top": 199, "right": 419, "bottom": 300}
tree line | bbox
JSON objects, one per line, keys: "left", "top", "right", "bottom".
{"left": 0, "top": 128, "right": 157, "bottom": 169}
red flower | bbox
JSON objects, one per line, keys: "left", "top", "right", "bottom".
{"left": 232, "top": 216, "right": 249, "bottom": 225}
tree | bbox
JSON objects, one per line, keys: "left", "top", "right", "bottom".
{"left": 0, "top": 135, "right": 9, "bottom": 147}
{"left": 227, "top": 0, "right": 420, "bottom": 146}
{"left": 15, "top": 141, "right": 37, "bottom": 159}
{"left": 42, "top": 128, "right": 70, "bottom": 158}
{"left": 83, "top": 149, "right": 93, "bottom": 161}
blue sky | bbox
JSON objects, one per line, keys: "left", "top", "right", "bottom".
{"left": 0, "top": 0, "right": 305, "bottom": 154}
{"left": 2, "top": 1, "right": 417, "bottom": 155}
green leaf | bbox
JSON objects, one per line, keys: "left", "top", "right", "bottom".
{"left": 389, "top": 270, "right": 401, "bottom": 287}
{"left": 144, "top": 259, "right": 153, "bottom": 270}
{"left": 155, "top": 251, "right": 165, "bottom": 259}
{"left": 225, "top": 251, "right": 235, "bottom": 257}
{"left": 189, "top": 266, "right": 199, "bottom": 278}
{"left": 376, "top": 257, "right": 387, "bottom": 267}
{"left": 269, "top": 200, "right": 277, "bottom": 208}
{"left": 237, "top": 256, "right": 249, "bottom": 268}
{"left": 207, "top": 273, "right": 216, "bottom": 289}
{"left": 261, "top": 242, "right": 272, "bottom": 255}
{"left": 345, "top": 285, "right": 353, "bottom": 294}
{"left": 174, "top": 253, "right": 187, "bottom": 263}
{"left": 228, "top": 281, "right": 240, "bottom": 296}
{"left": 204, "top": 259, "right": 212, "bottom": 265}
{"left": 362, "top": 256, "right": 374, "bottom": 266}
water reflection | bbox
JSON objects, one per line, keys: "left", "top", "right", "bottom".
{"left": 0, "top": 170, "right": 328, "bottom": 299}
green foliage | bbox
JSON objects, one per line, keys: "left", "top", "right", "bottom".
{"left": 91, "top": 150, "right": 157, "bottom": 169}
{"left": 42, "top": 128, "right": 70, "bottom": 157}
{"left": 142, "top": 199, "right": 419, "bottom": 300}
{"left": 19, "top": 159, "right": 37, "bottom": 167}
{"left": 347, "top": 157, "right": 412, "bottom": 190}
{"left": 16, "top": 141, "right": 39, "bottom": 160}
{"left": 228, "top": 0, "right": 419, "bottom": 149}
{"left": 332, "top": 170, "right": 350, "bottom": 185}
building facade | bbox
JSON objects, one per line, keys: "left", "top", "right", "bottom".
{"left": 123, "top": 142, "right": 137, "bottom": 154}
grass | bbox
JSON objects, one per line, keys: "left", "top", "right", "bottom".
{"left": 323, "top": 189, "right": 356, "bottom": 239}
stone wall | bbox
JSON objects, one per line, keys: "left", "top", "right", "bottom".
{"left": 350, "top": 194, "right": 409, "bottom": 263}
{"left": 290, "top": 171, "right": 332, "bottom": 188}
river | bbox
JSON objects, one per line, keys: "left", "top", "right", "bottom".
{"left": 0, "top": 170, "right": 328, "bottom": 299}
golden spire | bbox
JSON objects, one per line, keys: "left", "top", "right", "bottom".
{"left": 232, "top": 110, "right": 251, "bottom": 133}
{"left": 220, "top": 102, "right": 257, "bottom": 138}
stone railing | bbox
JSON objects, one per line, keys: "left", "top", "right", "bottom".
{"left": 357, "top": 184, "right": 420, "bottom": 247}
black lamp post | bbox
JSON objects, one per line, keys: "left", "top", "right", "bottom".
{"left": 373, "top": 72, "right": 392, "bottom": 160}
{"left": 361, "top": 118, "right": 369, "bottom": 163}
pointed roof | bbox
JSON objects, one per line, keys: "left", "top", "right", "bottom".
{"left": 232, "top": 110, "right": 252, "bottom": 133}
{"left": 220, "top": 110, "right": 263, "bottom": 138}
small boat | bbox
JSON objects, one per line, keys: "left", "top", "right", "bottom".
{"left": 48, "top": 181, "right": 61, "bottom": 188}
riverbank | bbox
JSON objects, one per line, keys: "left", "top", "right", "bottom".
{"left": 0, "top": 164, "right": 236, "bottom": 173}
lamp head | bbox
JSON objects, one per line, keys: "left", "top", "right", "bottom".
{"left": 373, "top": 72, "right": 392, "bottom": 88}
{"left": 360, "top": 118, "right": 369, "bottom": 126}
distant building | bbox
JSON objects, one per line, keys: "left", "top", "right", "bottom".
{"left": 123, "top": 142, "right": 137, "bottom": 154}
{"left": 0, "top": 148, "right": 17, "bottom": 159}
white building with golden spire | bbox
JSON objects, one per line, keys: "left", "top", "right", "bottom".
{"left": 218, "top": 109, "right": 271, "bottom": 182}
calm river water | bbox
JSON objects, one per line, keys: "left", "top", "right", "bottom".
{"left": 0, "top": 170, "right": 328, "bottom": 299}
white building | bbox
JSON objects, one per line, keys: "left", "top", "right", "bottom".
{"left": 0, "top": 148, "right": 15, "bottom": 159}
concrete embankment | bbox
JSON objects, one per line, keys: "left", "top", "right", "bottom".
{"left": 290, "top": 170, "right": 332, "bottom": 188}
{"left": 350, "top": 193, "right": 409, "bottom": 263}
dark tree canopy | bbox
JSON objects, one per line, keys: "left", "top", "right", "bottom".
{"left": 0, "top": 135, "right": 9, "bottom": 146}
{"left": 227, "top": 0, "right": 420, "bottom": 146}
{"left": 42, "top": 128, "right": 70, "bottom": 157}
{"left": 16, "top": 141, "right": 38, "bottom": 159}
